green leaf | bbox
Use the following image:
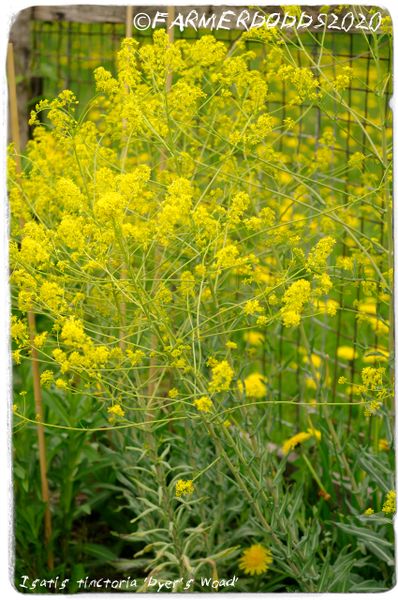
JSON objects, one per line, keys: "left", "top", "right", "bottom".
{"left": 81, "top": 543, "right": 118, "bottom": 562}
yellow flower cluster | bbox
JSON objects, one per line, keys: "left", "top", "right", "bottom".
{"left": 281, "top": 279, "right": 311, "bottom": 327}
{"left": 107, "top": 404, "right": 125, "bottom": 420}
{"left": 208, "top": 360, "right": 234, "bottom": 394}
{"left": 193, "top": 396, "right": 214, "bottom": 413}
{"left": 382, "top": 490, "right": 396, "bottom": 515}
{"left": 175, "top": 479, "right": 195, "bottom": 497}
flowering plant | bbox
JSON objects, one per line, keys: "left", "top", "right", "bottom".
{"left": 10, "top": 21, "right": 394, "bottom": 592}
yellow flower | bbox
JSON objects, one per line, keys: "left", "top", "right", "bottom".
{"left": 382, "top": 490, "right": 396, "bottom": 515}
{"left": 239, "top": 372, "right": 267, "bottom": 399}
{"left": 238, "top": 544, "right": 272, "bottom": 576}
{"left": 281, "top": 279, "right": 311, "bottom": 327}
{"left": 193, "top": 396, "right": 213, "bottom": 413}
{"left": 364, "top": 508, "right": 374, "bottom": 516}
{"left": 244, "top": 331, "right": 264, "bottom": 346}
{"left": 337, "top": 346, "right": 357, "bottom": 361}
{"left": 304, "top": 353, "right": 322, "bottom": 369}
{"left": 126, "top": 348, "right": 145, "bottom": 366}
{"left": 226, "top": 340, "right": 238, "bottom": 350}
{"left": 55, "top": 378, "right": 68, "bottom": 390}
{"left": 175, "top": 479, "right": 194, "bottom": 497}
{"left": 305, "top": 377, "right": 317, "bottom": 390}
{"left": 107, "top": 404, "right": 125, "bottom": 418}
{"left": 33, "top": 331, "right": 48, "bottom": 349}
{"left": 12, "top": 349, "right": 22, "bottom": 365}
{"left": 307, "top": 236, "right": 336, "bottom": 271}
{"left": 282, "top": 428, "right": 321, "bottom": 455}
{"left": 364, "top": 400, "right": 382, "bottom": 417}
{"left": 168, "top": 388, "right": 179, "bottom": 399}
{"left": 378, "top": 438, "right": 390, "bottom": 452}
{"left": 11, "top": 316, "right": 28, "bottom": 344}
{"left": 362, "top": 348, "right": 389, "bottom": 364}
{"left": 361, "top": 367, "right": 385, "bottom": 390}
{"left": 40, "top": 370, "right": 54, "bottom": 386}
{"left": 60, "top": 317, "right": 86, "bottom": 347}
{"left": 336, "top": 255, "right": 354, "bottom": 271}
{"left": 179, "top": 271, "right": 195, "bottom": 296}
{"left": 208, "top": 360, "right": 234, "bottom": 394}
{"left": 358, "top": 300, "right": 377, "bottom": 315}
{"left": 244, "top": 299, "right": 263, "bottom": 316}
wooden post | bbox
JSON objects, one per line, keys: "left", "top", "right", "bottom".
{"left": 9, "top": 9, "right": 32, "bottom": 148}
{"left": 126, "top": 6, "right": 133, "bottom": 37}
{"left": 7, "top": 42, "right": 54, "bottom": 571}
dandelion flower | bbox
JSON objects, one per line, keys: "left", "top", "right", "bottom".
{"left": 239, "top": 372, "right": 267, "bottom": 398}
{"left": 282, "top": 428, "right": 321, "bottom": 455}
{"left": 337, "top": 346, "right": 357, "bottom": 361}
{"left": 363, "top": 348, "right": 389, "bottom": 364}
{"left": 244, "top": 331, "right": 264, "bottom": 346}
{"left": 238, "top": 544, "right": 272, "bottom": 576}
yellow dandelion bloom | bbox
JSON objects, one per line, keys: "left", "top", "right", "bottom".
{"left": 358, "top": 300, "right": 377, "bottom": 315}
{"left": 239, "top": 372, "right": 267, "bottom": 399}
{"left": 244, "top": 331, "right": 265, "bottom": 346}
{"left": 175, "top": 479, "right": 194, "bottom": 497}
{"left": 363, "top": 348, "right": 389, "bottom": 364}
{"left": 238, "top": 544, "right": 272, "bottom": 576}
{"left": 304, "top": 353, "right": 322, "bottom": 369}
{"left": 305, "top": 377, "right": 318, "bottom": 390}
{"left": 282, "top": 428, "right": 321, "bottom": 455}
{"left": 337, "top": 346, "right": 358, "bottom": 361}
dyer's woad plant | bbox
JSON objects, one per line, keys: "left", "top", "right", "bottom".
{"left": 10, "top": 26, "right": 394, "bottom": 592}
